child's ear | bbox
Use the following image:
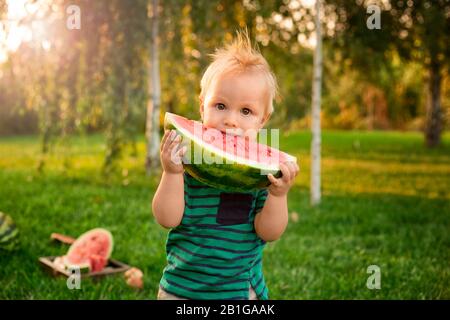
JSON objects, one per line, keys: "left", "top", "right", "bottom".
{"left": 259, "top": 112, "right": 271, "bottom": 129}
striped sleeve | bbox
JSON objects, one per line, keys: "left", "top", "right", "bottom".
{"left": 254, "top": 189, "right": 268, "bottom": 213}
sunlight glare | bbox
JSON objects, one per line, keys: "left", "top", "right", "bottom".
{"left": 0, "top": 0, "right": 51, "bottom": 61}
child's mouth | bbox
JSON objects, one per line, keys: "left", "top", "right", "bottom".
{"left": 219, "top": 128, "right": 244, "bottom": 137}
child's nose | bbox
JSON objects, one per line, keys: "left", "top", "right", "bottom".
{"left": 224, "top": 113, "right": 238, "bottom": 128}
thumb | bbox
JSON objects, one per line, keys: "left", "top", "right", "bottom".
{"left": 268, "top": 174, "right": 278, "bottom": 186}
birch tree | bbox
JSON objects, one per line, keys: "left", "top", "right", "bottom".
{"left": 145, "top": 0, "right": 161, "bottom": 174}
{"left": 310, "top": 0, "right": 322, "bottom": 206}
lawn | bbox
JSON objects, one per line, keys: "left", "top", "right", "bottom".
{"left": 0, "top": 130, "right": 449, "bottom": 299}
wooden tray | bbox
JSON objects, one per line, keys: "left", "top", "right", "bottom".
{"left": 39, "top": 256, "right": 130, "bottom": 279}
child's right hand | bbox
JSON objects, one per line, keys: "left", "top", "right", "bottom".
{"left": 160, "top": 129, "right": 187, "bottom": 174}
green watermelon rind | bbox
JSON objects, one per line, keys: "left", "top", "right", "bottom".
{"left": 56, "top": 256, "right": 91, "bottom": 274}
{"left": 0, "top": 212, "right": 20, "bottom": 251}
{"left": 164, "top": 112, "right": 296, "bottom": 192}
{"left": 0, "top": 227, "right": 19, "bottom": 243}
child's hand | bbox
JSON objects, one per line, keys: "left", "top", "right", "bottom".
{"left": 267, "top": 161, "right": 299, "bottom": 197}
{"left": 160, "top": 129, "right": 187, "bottom": 174}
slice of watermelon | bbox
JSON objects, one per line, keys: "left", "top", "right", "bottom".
{"left": 63, "top": 228, "right": 113, "bottom": 273}
{"left": 88, "top": 254, "right": 108, "bottom": 273}
{"left": 164, "top": 112, "right": 297, "bottom": 192}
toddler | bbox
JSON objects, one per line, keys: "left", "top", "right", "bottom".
{"left": 152, "top": 31, "right": 299, "bottom": 300}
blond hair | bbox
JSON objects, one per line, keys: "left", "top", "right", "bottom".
{"left": 199, "top": 30, "right": 278, "bottom": 116}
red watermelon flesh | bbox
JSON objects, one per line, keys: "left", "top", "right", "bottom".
{"left": 89, "top": 254, "right": 108, "bottom": 272}
{"left": 64, "top": 228, "right": 113, "bottom": 272}
{"left": 169, "top": 113, "right": 292, "bottom": 166}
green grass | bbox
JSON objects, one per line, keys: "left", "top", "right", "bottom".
{"left": 0, "top": 130, "right": 449, "bottom": 299}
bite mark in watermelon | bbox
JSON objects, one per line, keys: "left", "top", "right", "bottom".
{"left": 164, "top": 112, "right": 297, "bottom": 192}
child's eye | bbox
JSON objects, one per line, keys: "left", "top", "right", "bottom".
{"left": 241, "top": 108, "right": 252, "bottom": 116}
{"left": 215, "top": 103, "right": 226, "bottom": 110}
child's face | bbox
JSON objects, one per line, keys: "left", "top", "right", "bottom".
{"left": 200, "top": 70, "right": 270, "bottom": 140}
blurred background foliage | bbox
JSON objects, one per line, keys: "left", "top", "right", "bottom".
{"left": 0, "top": 0, "right": 448, "bottom": 170}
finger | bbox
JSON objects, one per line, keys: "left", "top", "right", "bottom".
{"left": 171, "top": 132, "right": 182, "bottom": 146}
{"left": 172, "top": 147, "right": 186, "bottom": 164}
{"left": 168, "top": 130, "right": 177, "bottom": 143}
{"left": 169, "top": 139, "right": 184, "bottom": 164}
{"left": 288, "top": 161, "right": 298, "bottom": 177}
{"left": 178, "top": 146, "right": 187, "bottom": 158}
{"left": 163, "top": 131, "right": 177, "bottom": 153}
{"left": 283, "top": 161, "right": 292, "bottom": 171}
{"left": 174, "top": 145, "right": 186, "bottom": 162}
{"left": 168, "top": 134, "right": 182, "bottom": 153}
{"left": 280, "top": 162, "right": 291, "bottom": 182}
{"left": 268, "top": 173, "right": 279, "bottom": 186}
{"left": 167, "top": 139, "right": 178, "bottom": 158}
{"left": 160, "top": 131, "right": 170, "bottom": 152}
{"left": 162, "top": 130, "right": 175, "bottom": 151}
{"left": 286, "top": 161, "right": 297, "bottom": 179}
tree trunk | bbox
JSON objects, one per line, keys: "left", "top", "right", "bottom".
{"left": 145, "top": 0, "right": 161, "bottom": 175}
{"left": 310, "top": 0, "right": 322, "bottom": 206}
{"left": 425, "top": 61, "right": 442, "bottom": 148}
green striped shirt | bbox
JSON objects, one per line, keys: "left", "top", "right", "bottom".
{"left": 159, "top": 172, "right": 269, "bottom": 300}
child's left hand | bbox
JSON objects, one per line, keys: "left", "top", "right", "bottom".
{"left": 267, "top": 161, "right": 299, "bottom": 197}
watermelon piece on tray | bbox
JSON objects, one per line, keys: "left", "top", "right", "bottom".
{"left": 54, "top": 228, "right": 113, "bottom": 273}
{"left": 164, "top": 112, "right": 297, "bottom": 192}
